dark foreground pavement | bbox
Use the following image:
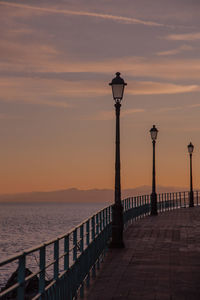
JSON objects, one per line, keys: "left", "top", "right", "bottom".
{"left": 84, "top": 207, "right": 200, "bottom": 300}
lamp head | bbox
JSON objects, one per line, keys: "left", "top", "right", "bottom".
{"left": 188, "top": 142, "right": 194, "bottom": 154}
{"left": 109, "top": 72, "right": 127, "bottom": 103}
{"left": 150, "top": 125, "right": 158, "bottom": 141}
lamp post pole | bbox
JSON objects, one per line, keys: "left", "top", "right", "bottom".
{"left": 188, "top": 142, "right": 194, "bottom": 207}
{"left": 150, "top": 125, "right": 158, "bottom": 216}
{"left": 109, "top": 72, "right": 127, "bottom": 248}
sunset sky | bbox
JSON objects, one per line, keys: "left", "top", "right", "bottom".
{"left": 0, "top": 0, "right": 200, "bottom": 194}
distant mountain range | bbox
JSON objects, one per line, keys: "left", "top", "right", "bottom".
{"left": 0, "top": 186, "right": 188, "bottom": 203}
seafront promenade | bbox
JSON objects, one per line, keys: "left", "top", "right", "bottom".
{"left": 85, "top": 207, "right": 200, "bottom": 300}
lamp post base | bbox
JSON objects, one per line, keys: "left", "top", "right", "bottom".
{"left": 110, "top": 203, "right": 124, "bottom": 248}
{"left": 189, "top": 191, "right": 194, "bottom": 207}
{"left": 151, "top": 192, "right": 158, "bottom": 216}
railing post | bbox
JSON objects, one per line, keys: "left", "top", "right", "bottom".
{"left": 80, "top": 224, "right": 84, "bottom": 253}
{"left": 96, "top": 214, "right": 99, "bottom": 236}
{"left": 184, "top": 192, "right": 186, "bottom": 207}
{"left": 54, "top": 239, "right": 59, "bottom": 280}
{"left": 73, "top": 229, "right": 77, "bottom": 262}
{"left": 39, "top": 245, "right": 46, "bottom": 298}
{"left": 103, "top": 209, "right": 105, "bottom": 229}
{"left": 86, "top": 220, "right": 90, "bottom": 246}
{"left": 17, "top": 253, "right": 25, "bottom": 300}
{"left": 91, "top": 216, "right": 96, "bottom": 279}
{"left": 64, "top": 235, "right": 69, "bottom": 270}
{"left": 80, "top": 225, "right": 84, "bottom": 298}
{"left": 166, "top": 193, "right": 169, "bottom": 211}
{"left": 96, "top": 213, "right": 100, "bottom": 270}
{"left": 105, "top": 207, "right": 108, "bottom": 226}
{"left": 86, "top": 220, "right": 90, "bottom": 288}
{"left": 175, "top": 192, "right": 177, "bottom": 208}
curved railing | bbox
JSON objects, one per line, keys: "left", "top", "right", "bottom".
{"left": 0, "top": 191, "right": 199, "bottom": 299}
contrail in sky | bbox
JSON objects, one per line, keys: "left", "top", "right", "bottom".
{"left": 0, "top": 1, "right": 168, "bottom": 27}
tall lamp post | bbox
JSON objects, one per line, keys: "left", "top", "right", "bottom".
{"left": 188, "top": 142, "right": 194, "bottom": 207}
{"left": 109, "top": 72, "right": 127, "bottom": 248}
{"left": 150, "top": 125, "right": 158, "bottom": 215}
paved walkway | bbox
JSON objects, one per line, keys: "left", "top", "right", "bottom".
{"left": 84, "top": 207, "right": 200, "bottom": 300}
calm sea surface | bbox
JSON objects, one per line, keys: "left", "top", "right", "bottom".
{"left": 0, "top": 202, "right": 109, "bottom": 287}
{"left": 0, "top": 202, "right": 107, "bottom": 261}
{"left": 0, "top": 202, "right": 108, "bottom": 287}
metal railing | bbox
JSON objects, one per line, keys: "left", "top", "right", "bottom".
{"left": 0, "top": 191, "right": 199, "bottom": 299}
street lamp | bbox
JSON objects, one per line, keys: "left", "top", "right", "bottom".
{"left": 150, "top": 125, "right": 158, "bottom": 215}
{"left": 109, "top": 72, "right": 127, "bottom": 248}
{"left": 188, "top": 142, "right": 194, "bottom": 207}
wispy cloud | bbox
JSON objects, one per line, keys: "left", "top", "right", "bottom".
{"left": 128, "top": 81, "right": 199, "bottom": 95}
{"left": 1, "top": 34, "right": 200, "bottom": 81}
{"left": 157, "top": 106, "right": 183, "bottom": 113}
{"left": 0, "top": 77, "right": 72, "bottom": 108}
{"left": 0, "top": 1, "right": 168, "bottom": 27}
{"left": 0, "top": 113, "right": 25, "bottom": 120}
{"left": 122, "top": 108, "right": 145, "bottom": 116}
{"left": 0, "top": 75, "right": 198, "bottom": 110}
{"left": 188, "top": 103, "right": 200, "bottom": 108}
{"left": 166, "top": 32, "right": 200, "bottom": 41}
{"left": 156, "top": 45, "right": 193, "bottom": 56}
{"left": 88, "top": 108, "right": 145, "bottom": 121}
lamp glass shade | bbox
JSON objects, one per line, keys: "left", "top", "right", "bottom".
{"left": 109, "top": 72, "right": 127, "bottom": 101}
{"left": 111, "top": 84, "right": 124, "bottom": 101}
{"left": 150, "top": 125, "right": 158, "bottom": 141}
{"left": 188, "top": 142, "right": 194, "bottom": 154}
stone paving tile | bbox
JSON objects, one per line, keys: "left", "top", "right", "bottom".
{"left": 83, "top": 208, "right": 200, "bottom": 300}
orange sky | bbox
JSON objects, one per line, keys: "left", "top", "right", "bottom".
{"left": 0, "top": 1, "right": 200, "bottom": 194}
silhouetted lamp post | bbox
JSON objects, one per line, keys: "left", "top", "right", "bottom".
{"left": 109, "top": 72, "right": 127, "bottom": 248}
{"left": 150, "top": 125, "right": 158, "bottom": 215}
{"left": 188, "top": 142, "right": 194, "bottom": 207}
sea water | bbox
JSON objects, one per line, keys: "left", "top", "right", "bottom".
{"left": 0, "top": 202, "right": 108, "bottom": 286}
